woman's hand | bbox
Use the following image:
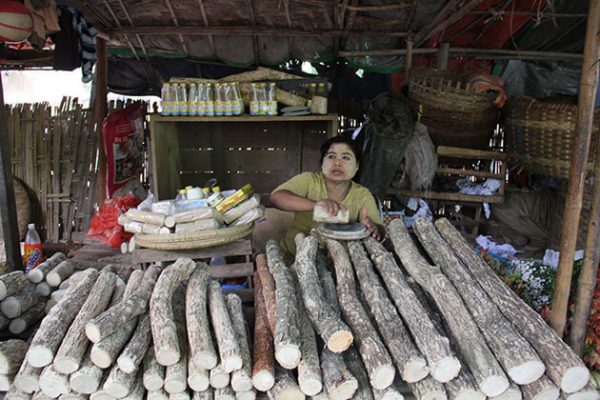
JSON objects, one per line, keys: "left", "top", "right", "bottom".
{"left": 316, "top": 199, "right": 347, "bottom": 217}
{"left": 359, "top": 207, "right": 382, "bottom": 240}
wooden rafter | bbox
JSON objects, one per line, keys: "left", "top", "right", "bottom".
{"left": 195, "top": 0, "right": 216, "bottom": 55}
{"left": 114, "top": 0, "right": 149, "bottom": 60}
{"left": 101, "top": 0, "right": 140, "bottom": 61}
{"left": 163, "top": 0, "right": 189, "bottom": 55}
{"left": 345, "top": 3, "right": 415, "bottom": 12}
{"left": 446, "top": 0, "right": 512, "bottom": 43}
{"left": 467, "top": 10, "right": 588, "bottom": 18}
{"left": 283, "top": 0, "right": 293, "bottom": 60}
{"left": 413, "top": 0, "right": 462, "bottom": 45}
{"left": 112, "top": 25, "right": 409, "bottom": 37}
{"left": 246, "top": 0, "right": 259, "bottom": 65}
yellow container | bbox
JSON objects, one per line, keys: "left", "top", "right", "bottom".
{"left": 216, "top": 184, "right": 254, "bottom": 215}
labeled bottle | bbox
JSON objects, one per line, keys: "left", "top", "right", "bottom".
{"left": 161, "top": 82, "right": 171, "bottom": 116}
{"left": 250, "top": 83, "right": 259, "bottom": 116}
{"left": 233, "top": 82, "right": 244, "bottom": 115}
{"left": 317, "top": 82, "right": 327, "bottom": 97}
{"left": 24, "top": 223, "right": 43, "bottom": 273}
{"left": 188, "top": 82, "right": 198, "bottom": 116}
{"left": 175, "top": 189, "right": 186, "bottom": 200}
{"left": 198, "top": 83, "right": 206, "bottom": 116}
{"left": 266, "top": 82, "right": 277, "bottom": 116}
{"left": 214, "top": 83, "right": 224, "bottom": 116}
{"left": 178, "top": 83, "right": 189, "bottom": 116}
{"left": 258, "top": 83, "right": 268, "bottom": 116}
{"left": 205, "top": 84, "right": 215, "bottom": 117}
{"left": 223, "top": 83, "right": 233, "bottom": 116}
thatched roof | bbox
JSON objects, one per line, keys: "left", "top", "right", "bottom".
{"left": 70, "top": 0, "right": 587, "bottom": 69}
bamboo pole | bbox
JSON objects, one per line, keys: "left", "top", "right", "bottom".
{"left": 112, "top": 26, "right": 409, "bottom": 37}
{"left": 436, "top": 42, "right": 450, "bottom": 71}
{"left": 94, "top": 37, "right": 108, "bottom": 203}
{"left": 338, "top": 47, "right": 582, "bottom": 60}
{"left": 0, "top": 73, "right": 22, "bottom": 271}
{"left": 569, "top": 105, "right": 600, "bottom": 354}
{"left": 549, "top": 0, "right": 600, "bottom": 336}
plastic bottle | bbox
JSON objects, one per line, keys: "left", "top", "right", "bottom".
{"left": 266, "top": 83, "right": 277, "bottom": 116}
{"left": 250, "top": 83, "right": 259, "bottom": 116}
{"left": 24, "top": 223, "right": 43, "bottom": 273}
{"left": 223, "top": 83, "right": 233, "bottom": 116}
{"left": 198, "top": 83, "right": 207, "bottom": 116}
{"left": 169, "top": 82, "right": 179, "bottom": 116}
{"left": 188, "top": 83, "right": 198, "bottom": 116}
{"left": 233, "top": 82, "right": 244, "bottom": 115}
{"left": 258, "top": 83, "right": 268, "bottom": 116}
{"left": 175, "top": 189, "right": 186, "bottom": 200}
{"left": 161, "top": 82, "right": 171, "bottom": 116}
{"left": 178, "top": 83, "right": 189, "bottom": 116}
{"left": 214, "top": 83, "right": 224, "bottom": 116}
{"left": 205, "top": 84, "right": 215, "bottom": 117}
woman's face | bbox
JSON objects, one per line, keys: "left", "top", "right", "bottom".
{"left": 321, "top": 143, "right": 359, "bottom": 182}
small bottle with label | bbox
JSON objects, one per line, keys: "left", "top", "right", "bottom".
{"left": 266, "top": 82, "right": 277, "bottom": 116}
{"left": 178, "top": 83, "right": 189, "bottom": 116}
{"left": 250, "top": 83, "right": 259, "bottom": 116}
{"left": 258, "top": 83, "right": 268, "bottom": 116}
{"left": 214, "top": 84, "right": 224, "bottom": 116}
{"left": 188, "top": 83, "right": 198, "bottom": 116}
{"left": 205, "top": 84, "right": 215, "bottom": 117}
{"left": 223, "top": 83, "right": 233, "bottom": 116}
{"left": 161, "top": 82, "right": 171, "bottom": 115}
{"left": 233, "top": 82, "right": 244, "bottom": 115}
{"left": 197, "top": 83, "right": 206, "bottom": 116}
{"left": 24, "top": 223, "right": 43, "bottom": 273}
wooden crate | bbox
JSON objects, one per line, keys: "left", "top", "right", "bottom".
{"left": 150, "top": 114, "right": 338, "bottom": 200}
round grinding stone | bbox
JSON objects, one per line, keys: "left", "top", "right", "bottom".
{"left": 316, "top": 222, "right": 368, "bottom": 240}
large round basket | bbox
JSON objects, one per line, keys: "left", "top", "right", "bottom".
{"left": 135, "top": 223, "right": 254, "bottom": 250}
{"left": 505, "top": 97, "right": 600, "bottom": 179}
{"left": 407, "top": 68, "right": 499, "bottom": 149}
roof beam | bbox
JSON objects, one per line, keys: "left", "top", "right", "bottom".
{"left": 345, "top": 3, "right": 415, "bottom": 12}
{"left": 416, "top": 0, "right": 486, "bottom": 46}
{"left": 111, "top": 25, "right": 409, "bottom": 37}
{"left": 114, "top": 0, "right": 149, "bottom": 60}
{"left": 162, "top": 0, "right": 189, "bottom": 55}
{"left": 102, "top": 0, "right": 141, "bottom": 61}
{"left": 195, "top": 0, "right": 216, "bottom": 55}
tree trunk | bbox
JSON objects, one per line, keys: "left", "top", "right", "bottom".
{"left": 408, "top": 375, "right": 447, "bottom": 400}
{"left": 321, "top": 348, "right": 358, "bottom": 400}
{"left": 187, "top": 357, "right": 209, "bottom": 392}
{"left": 27, "top": 269, "right": 99, "bottom": 368}
{"left": 348, "top": 240, "right": 429, "bottom": 383}
{"left": 147, "top": 389, "right": 169, "bottom": 400}
{"left": 54, "top": 271, "right": 117, "bottom": 374}
{"left": 265, "top": 240, "right": 301, "bottom": 369}
{"left": 39, "top": 365, "right": 69, "bottom": 398}
{"left": 0, "top": 271, "right": 30, "bottom": 299}
{"left": 123, "top": 374, "right": 145, "bottom": 400}
{"left": 296, "top": 297, "right": 322, "bottom": 397}
{"left": 118, "top": 313, "right": 151, "bottom": 373}
{"left": 236, "top": 389, "right": 257, "bottom": 400}
{"left": 1, "top": 283, "right": 38, "bottom": 318}
{"left": 363, "top": 237, "right": 459, "bottom": 383}
{"left": 372, "top": 380, "right": 405, "bottom": 400}
{"left": 315, "top": 247, "right": 340, "bottom": 314}
{"left": 252, "top": 273, "right": 275, "bottom": 392}
{"left": 255, "top": 253, "right": 277, "bottom": 335}
{"left": 90, "top": 390, "right": 115, "bottom": 400}
{"left": 33, "top": 390, "right": 54, "bottom": 400}
{"left": 226, "top": 294, "right": 253, "bottom": 393}
{"left": 46, "top": 261, "right": 76, "bottom": 287}
{"left": 186, "top": 264, "right": 217, "bottom": 370}
{"left": 5, "top": 385, "right": 30, "bottom": 400}
{"left": 325, "top": 239, "right": 395, "bottom": 390}
{"left": 86, "top": 265, "right": 160, "bottom": 344}
{"left": 193, "top": 389, "right": 213, "bottom": 400}
{"left": 90, "top": 270, "right": 145, "bottom": 368}
{"left": 103, "top": 365, "right": 137, "bottom": 398}
{"left": 520, "top": 375, "right": 559, "bottom": 400}
{"left": 0, "top": 312, "right": 8, "bottom": 330}
{"left": 488, "top": 383, "right": 520, "bottom": 400}
{"left": 267, "top": 367, "right": 304, "bottom": 400}
{"left": 388, "top": 219, "right": 508, "bottom": 397}
{"left": 413, "top": 218, "right": 545, "bottom": 385}
{"left": 9, "top": 300, "right": 45, "bottom": 334}
{"left": 69, "top": 350, "right": 105, "bottom": 394}
{"left": 216, "top": 386, "right": 236, "bottom": 400}
{"left": 13, "top": 360, "right": 42, "bottom": 394}
{"left": 142, "top": 346, "right": 165, "bottom": 391}
{"left": 209, "top": 281, "right": 243, "bottom": 372}
{"left": 210, "top": 362, "right": 230, "bottom": 389}
{"left": 294, "top": 235, "right": 353, "bottom": 353}
{"left": 150, "top": 259, "right": 196, "bottom": 366}
{"left": 164, "top": 352, "right": 188, "bottom": 394}
{"left": 344, "top": 346, "right": 374, "bottom": 400}
{"left": 444, "top": 368, "right": 485, "bottom": 400}
{"left": 563, "top": 384, "right": 600, "bottom": 400}
{"left": 0, "top": 339, "right": 28, "bottom": 375}
{"left": 28, "top": 253, "right": 67, "bottom": 284}
{"left": 435, "top": 218, "right": 591, "bottom": 394}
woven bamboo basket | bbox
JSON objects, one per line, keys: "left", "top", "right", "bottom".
{"left": 407, "top": 68, "right": 499, "bottom": 149}
{"left": 135, "top": 223, "right": 254, "bottom": 250}
{"left": 505, "top": 97, "right": 600, "bottom": 179}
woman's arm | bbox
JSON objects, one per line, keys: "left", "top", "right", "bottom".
{"left": 270, "top": 190, "right": 346, "bottom": 215}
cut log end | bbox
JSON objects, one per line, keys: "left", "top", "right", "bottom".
{"left": 481, "top": 376, "right": 510, "bottom": 397}
{"left": 371, "top": 365, "right": 396, "bottom": 390}
{"left": 507, "top": 361, "right": 546, "bottom": 385}
{"left": 155, "top": 350, "right": 180, "bottom": 367}
{"left": 561, "top": 367, "right": 591, "bottom": 393}
{"left": 210, "top": 371, "right": 230, "bottom": 389}
{"left": 252, "top": 371, "right": 275, "bottom": 392}
{"left": 143, "top": 376, "right": 164, "bottom": 392}
{"left": 195, "top": 352, "right": 218, "bottom": 370}
{"left": 90, "top": 348, "right": 112, "bottom": 369}
{"left": 53, "top": 358, "right": 79, "bottom": 375}
{"left": 232, "top": 376, "right": 254, "bottom": 393}
{"left": 330, "top": 379, "right": 359, "bottom": 400}
{"left": 90, "top": 391, "right": 115, "bottom": 400}
{"left": 430, "top": 358, "right": 461, "bottom": 383}
{"left": 2, "top": 298, "right": 22, "bottom": 318}
{"left": 9, "top": 320, "right": 27, "bottom": 334}
{"left": 85, "top": 324, "right": 102, "bottom": 344}
{"left": 299, "top": 378, "right": 322, "bottom": 397}
{"left": 529, "top": 388, "right": 559, "bottom": 400}
{"left": 455, "top": 389, "right": 486, "bottom": 400}
{"left": 489, "top": 386, "right": 521, "bottom": 400}
{"left": 188, "top": 375, "right": 209, "bottom": 392}
{"left": 326, "top": 331, "right": 353, "bottom": 353}
{"left": 236, "top": 390, "right": 256, "bottom": 400}
{"left": 28, "top": 348, "right": 54, "bottom": 368}
{"left": 164, "top": 379, "right": 187, "bottom": 394}
{"left": 275, "top": 346, "right": 301, "bottom": 370}
{"left": 566, "top": 388, "right": 600, "bottom": 400}
{"left": 402, "top": 359, "right": 429, "bottom": 383}
{"left": 223, "top": 357, "right": 243, "bottom": 373}
{"left": 118, "top": 358, "right": 137, "bottom": 374}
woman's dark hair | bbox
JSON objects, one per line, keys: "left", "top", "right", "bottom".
{"left": 319, "top": 135, "right": 362, "bottom": 166}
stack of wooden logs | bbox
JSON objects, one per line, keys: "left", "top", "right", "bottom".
{"left": 252, "top": 216, "right": 596, "bottom": 400}
{"left": 3, "top": 258, "right": 258, "bottom": 400}
{"left": 0, "top": 253, "right": 75, "bottom": 336}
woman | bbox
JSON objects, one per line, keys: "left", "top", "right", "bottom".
{"left": 270, "top": 135, "right": 384, "bottom": 256}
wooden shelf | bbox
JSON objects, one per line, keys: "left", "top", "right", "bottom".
{"left": 151, "top": 114, "right": 338, "bottom": 123}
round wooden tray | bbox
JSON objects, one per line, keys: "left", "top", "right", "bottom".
{"left": 135, "top": 223, "right": 254, "bottom": 250}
